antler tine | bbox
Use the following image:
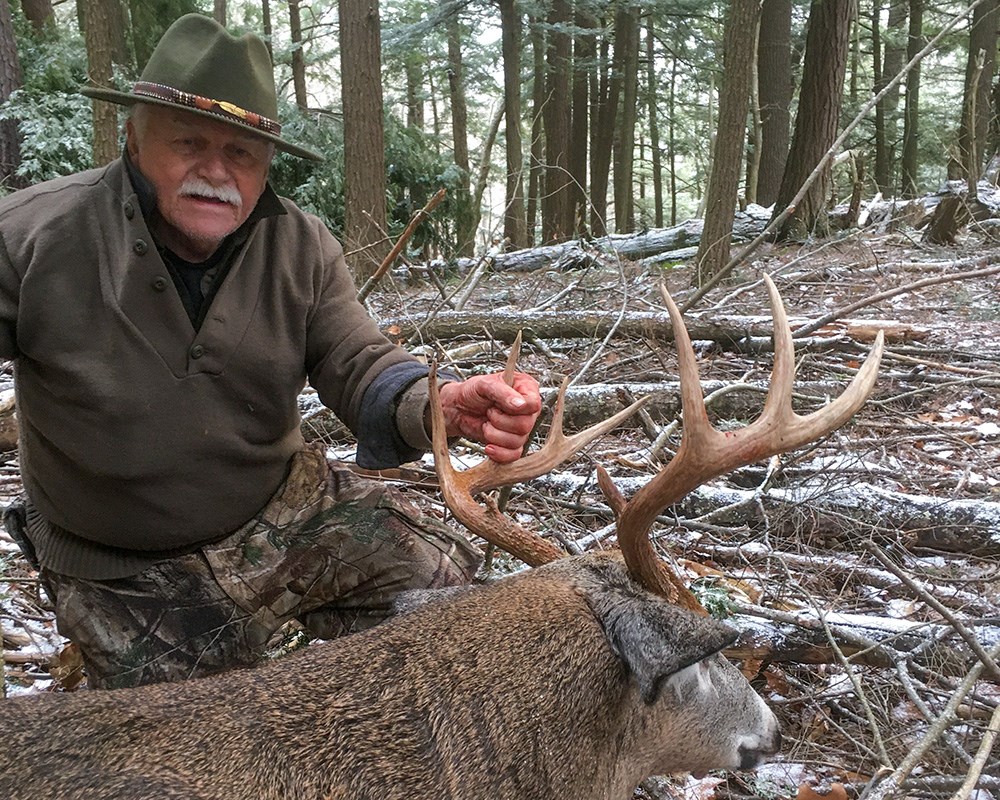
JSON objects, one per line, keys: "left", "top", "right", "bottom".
{"left": 428, "top": 343, "right": 649, "bottom": 566}
{"left": 605, "top": 275, "right": 884, "bottom": 607}
{"left": 439, "top": 341, "right": 650, "bottom": 497}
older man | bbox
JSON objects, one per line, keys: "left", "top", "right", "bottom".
{"left": 0, "top": 14, "right": 541, "bottom": 688}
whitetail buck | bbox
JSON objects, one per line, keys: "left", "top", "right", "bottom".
{"left": 0, "top": 277, "right": 882, "bottom": 800}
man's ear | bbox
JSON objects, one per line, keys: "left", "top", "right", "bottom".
{"left": 124, "top": 117, "right": 139, "bottom": 160}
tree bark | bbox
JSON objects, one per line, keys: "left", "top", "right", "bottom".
{"left": 957, "top": 0, "right": 999, "bottom": 190}
{"left": 447, "top": 12, "right": 476, "bottom": 257}
{"left": 772, "top": 0, "right": 852, "bottom": 239}
{"left": 900, "top": 0, "right": 923, "bottom": 198}
{"left": 541, "top": 0, "right": 573, "bottom": 243}
{"left": 499, "top": 0, "right": 527, "bottom": 249}
{"left": 527, "top": 15, "right": 545, "bottom": 246}
{"left": 756, "top": 0, "right": 792, "bottom": 207}
{"left": 214, "top": 0, "right": 226, "bottom": 25}
{"left": 261, "top": 0, "right": 274, "bottom": 64}
{"left": 0, "top": 0, "right": 24, "bottom": 190}
{"left": 873, "top": 0, "right": 906, "bottom": 192}
{"left": 590, "top": 7, "right": 627, "bottom": 237}
{"left": 79, "top": 0, "right": 129, "bottom": 166}
{"left": 339, "top": 0, "right": 389, "bottom": 280}
{"left": 403, "top": 34, "right": 427, "bottom": 250}
{"left": 569, "top": 9, "right": 595, "bottom": 238}
{"left": 19, "top": 0, "right": 54, "bottom": 34}
{"left": 645, "top": 16, "right": 663, "bottom": 228}
{"left": 611, "top": 3, "right": 639, "bottom": 234}
{"left": 289, "top": 0, "right": 308, "bottom": 110}
{"left": 694, "top": 0, "right": 762, "bottom": 284}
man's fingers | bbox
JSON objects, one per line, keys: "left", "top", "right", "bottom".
{"left": 482, "top": 421, "right": 530, "bottom": 452}
{"left": 486, "top": 407, "right": 536, "bottom": 436}
{"left": 483, "top": 443, "right": 523, "bottom": 464}
{"left": 471, "top": 373, "right": 541, "bottom": 415}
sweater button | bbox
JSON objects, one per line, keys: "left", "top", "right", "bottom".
{"left": 123, "top": 201, "right": 135, "bottom": 219}
{"left": 189, "top": 344, "right": 206, "bottom": 359}
{"left": 133, "top": 239, "right": 148, "bottom": 255}
{"left": 151, "top": 276, "right": 168, "bottom": 292}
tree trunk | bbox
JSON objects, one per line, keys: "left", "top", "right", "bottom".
{"left": 695, "top": 0, "right": 761, "bottom": 285}
{"left": 447, "top": 12, "right": 476, "bottom": 257}
{"left": 772, "top": 0, "right": 851, "bottom": 239}
{"left": 646, "top": 15, "right": 663, "bottom": 228}
{"left": 0, "top": 0, "right": 24, "bottom": 190}
{"left": 404, "top": 44, "right": 427, "bottom": 243}
{"left": 756, "top": 0, "right": 791, "bottom": 207}
{"left": 873, "top": 0, "right": 906, "bottom": 192}
{"left": 668, "top": 48, "right": 678, "bottom": 225}
{"left": 612, "top": 3, "right": 639, "bottom": 235}
{"left": 499, "top": 0, "right": 527, "bottom": 249}
{"left": 339, "top": 0, "right": 389, "bottom": 280}
{"left": 289, "top": 0, "right": 308, "bottom": 110}
{"left": 472, "top": 103, "right": 503, "bottom": 228}
{"left": 214, "top": 0, "right": 226, "bottom": 26}
{"left": 900, "top": 0, "right": 922, "bottom": 198}
{"left": 527, "top": 15, "right": 545, "bottom": 246}
{"left": 591, "top": 9, "right": 628, "bottom": 237}
{"left": 80, "top": 0, "right": 129, "bottom": 167}
{"left": 261, "top": 0, "right": 274, "bottom": 64}
{"left": 569, "top": 9, "right": 595, "bottom": 238}
{"left": 541, "top": 0, "right": 573, "bottom": 243}
{"left": 957, "top": 0, "right": 1000, "bottom": 191}
{"left": 19, "top": 0, "right": 54, "bottom": 34}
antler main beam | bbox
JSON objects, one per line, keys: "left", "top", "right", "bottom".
{"left": 607, "top": 275, "right": 884, "bottom": 606}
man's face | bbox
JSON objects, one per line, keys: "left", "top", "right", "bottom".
{"left": 126, "top": 104, "right": 273, "bottom": 261}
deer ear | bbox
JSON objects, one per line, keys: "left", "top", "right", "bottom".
{"left": 586, "top": 578, "right": 739, "bottom": 705}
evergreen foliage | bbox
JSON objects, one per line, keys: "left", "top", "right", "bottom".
{"left": 0, "top": 16, "right": 92, "bottom": 186}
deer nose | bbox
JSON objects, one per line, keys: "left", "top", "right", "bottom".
{"left": 738, "top": 728, "right": 782, "bottom": 770}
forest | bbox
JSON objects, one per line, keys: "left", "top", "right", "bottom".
{"left": 0, "top": 0, "right": 999, "bottom": 799}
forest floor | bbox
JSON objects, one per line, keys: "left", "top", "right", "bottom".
{"left": 2, "top": 224, "right": 999, "bottom": 799}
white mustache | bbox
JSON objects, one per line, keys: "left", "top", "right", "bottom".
{"left": 179, "top": 179, "right": 242, "bottom": 208}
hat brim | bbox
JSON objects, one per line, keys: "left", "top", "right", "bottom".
{"left": 81, "top": 85, "right": 324, "bottom": 162}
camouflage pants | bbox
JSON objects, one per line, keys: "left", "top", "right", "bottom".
{"left": 40, "top": 448, "right": 481, "bottom": 689}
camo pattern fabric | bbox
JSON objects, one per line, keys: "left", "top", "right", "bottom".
{"left": 41, "top": 447, "right": 481, "bottom": 689}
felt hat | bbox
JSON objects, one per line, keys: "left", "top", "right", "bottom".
{"left": 81, "top": 13, "right": 322, "bottom": 161}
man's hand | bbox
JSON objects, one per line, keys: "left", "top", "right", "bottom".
{"left": 437, "top": 373, "right": 542, "bottom": 464}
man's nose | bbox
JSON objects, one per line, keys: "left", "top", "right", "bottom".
{"left": 196, "top": 148, "right": 230, "bottom": 181}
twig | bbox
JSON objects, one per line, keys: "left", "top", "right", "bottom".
{"left": 950, "top": 700, "right": 1000, "bottom": 800}
{"left": 356, "top": 188, "right": 447, "bottom": 303}
{"left": 861, "top": 641, "right": 1000, "bottom": 800}
{"left": 868, "top": 544, "right": 1000, "bottom": 683}
{"left": 791, "top": 260, "right": 1000, "bottom": 339}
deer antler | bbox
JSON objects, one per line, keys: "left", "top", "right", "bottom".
{"left": 598, "top": 275, "right": 884, "bottom": 611}
{"left": 428, "top": 334, "right": 649, "bottom": 566}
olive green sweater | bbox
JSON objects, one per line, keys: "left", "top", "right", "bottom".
{"left": 0, "top": 158, "right": 420, "bottom": 577}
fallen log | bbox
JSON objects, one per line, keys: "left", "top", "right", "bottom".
{"left": 533, "top": 473, "right": 1000, "bottom": 557}
{"left": 727, "top": 604, "right": 1000, "bottom": 679}
{"left": 430, "top": 210, "right": 771, "bottom": 274}
{"left": 379, "top": 309, "right": 930, "bottom": 350}
{"left": 674, "top": 481, "right": 1000, "bottom": 557}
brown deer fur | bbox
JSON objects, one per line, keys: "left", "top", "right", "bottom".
{"left": 0, "top": 553, "right": 780, "bottom": 799}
